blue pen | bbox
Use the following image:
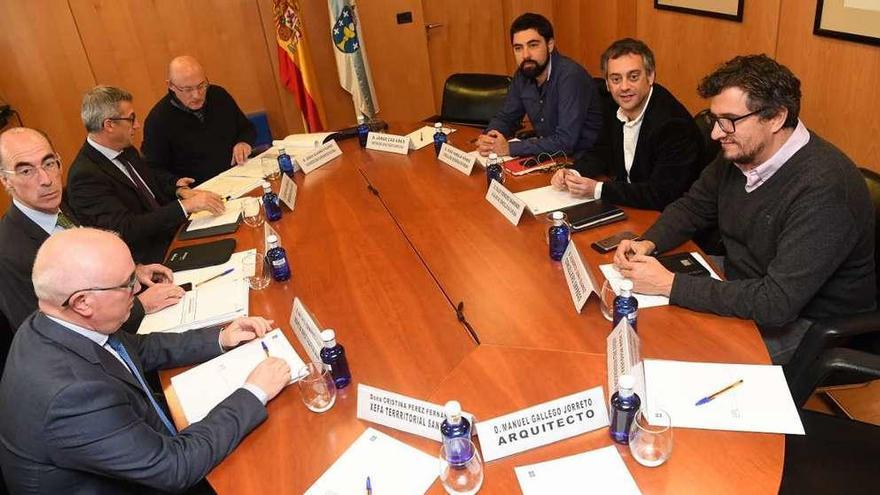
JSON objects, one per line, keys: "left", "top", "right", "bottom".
{"left": 366, "top": 476, "right": 372, "bottom": 495}
{"left": 194, "top": 267, "right": 234, "bottom": 287}
{"left": 261, "top": 341, "right": 270, "bottom": 358}
{"left": 695, "top": 379, "right": 744, "bottom": 406}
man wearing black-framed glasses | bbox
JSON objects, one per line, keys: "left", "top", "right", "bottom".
{"left": 612, "top": 54, "right": 875, "bottom": 364}
{"left": 143, "top": 55, "right": 256, "bottom": 184}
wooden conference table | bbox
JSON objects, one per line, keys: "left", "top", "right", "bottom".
{"left": 161, "top": 124, "right": 782, "bottom": 494}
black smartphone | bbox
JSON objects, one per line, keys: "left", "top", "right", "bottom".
{"left": 178, "top": 282, "right": 193, "bottom": 292}
{"left": 591, "top": 231, "right": 638, "bottom": 253}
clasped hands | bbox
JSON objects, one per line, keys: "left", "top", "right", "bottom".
{"left": 611, "top": 239, "right": 675, "bottom": 297}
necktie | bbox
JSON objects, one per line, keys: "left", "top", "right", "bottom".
{"left": 118, "top": 155, "right": 161, "bottom": 210}
{"left": 55, "top": 210, "right": 76, "bottom": 230}
{"left": 106, "top": 334, "right": 177, "bottom": 435}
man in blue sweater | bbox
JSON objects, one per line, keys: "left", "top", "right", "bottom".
{"left": 614, "top": 55, "right": 875, "bottom": 363}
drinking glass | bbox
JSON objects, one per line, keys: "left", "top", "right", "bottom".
{"left": 296, "top": 362, "right": 337, "bottom": 413}
{"left": 439, "top": 438, "right": 483, "bottom": 495}
{"left": 243, "top": 252, "right": 270, "bottom": 290}
{"left": 261, "top": 155, "right": 281, "bottom": 182}
{"left": 242, "top": 198, "right": 264, "bottom": 228}
{"left": 599, "top": 280, "right": 617, "bottom": 321}
{"left": 629, "top": 409, "right": 673, "bottom": 467}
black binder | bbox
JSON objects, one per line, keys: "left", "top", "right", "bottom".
{"left": 657, "top": 252, "right": 711, "bottom": 277}
{"left": 176, "top": 215, "right": 242, "bottom": 241}
{"left": 562, "top": 200, "right": 626, "bottom": 231}
{"left": 164, "top": 238, "right": 237, "bottom": 272}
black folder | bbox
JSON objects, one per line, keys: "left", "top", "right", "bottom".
{"left": 164, "top": 238, "right": 237, "bottom": 272}
{"left": 562, "top": 200, "right": 626, "bottom": 231}
{"left": 176, "top": 215, "right": 242, "bottom": 241}
{"left": 657, "top": 252, "right": 711, "bottom": 277}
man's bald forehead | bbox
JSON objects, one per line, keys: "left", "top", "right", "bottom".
{"left": 168, "top": 55, "right": 205, "bottom": 80}
{"left": 0, "top": 127, "right": 54, "bottom": 168}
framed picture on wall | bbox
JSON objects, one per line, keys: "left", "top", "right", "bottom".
{"left": 654, "top": 0, "right": 744, "bottom": 22}
{"left": 814, "top": 0, "right": 880, "bottom": 46}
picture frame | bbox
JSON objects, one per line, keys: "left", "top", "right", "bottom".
{"left": 814, "top": 0, "right": 880, "bottom": 47}
{"left": 654, "top": 0, "right": 744, "bottom": 22}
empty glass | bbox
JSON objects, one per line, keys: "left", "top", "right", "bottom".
{"left": 261, "top": 155, "right": 281, "bottom": 182}
{"left": 296, "top": 362, "right": 337, "bottom": 413}
{"left": 599, "top": 280, "right": 617, "bottom": 321}
{"left": 243, "top": 251, "right": 270, "bottom": 290}
{"left": 629, "top": 409, "right": 673, "bottom": 467}
{"left": 242, "top": 197, "right": 263, "bottom": 228}
{"left": 439, "top": 438, "right": 483, "bottom": 495}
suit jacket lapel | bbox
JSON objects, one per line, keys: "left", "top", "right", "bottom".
{"left": 81, "top": 141, "right": 143, "bottom": 197}
{"left": 6, "top": 204, "right": 50, "bottom": 245}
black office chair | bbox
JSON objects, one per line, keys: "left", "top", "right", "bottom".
{"left": 430, "top": 73, "right": 512, "bottom": 128}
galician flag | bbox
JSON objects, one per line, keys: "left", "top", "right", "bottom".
{"left": 274, "top": 0, "right": 325, "bottom": 132}
{"left": 329, "top": 1, "right": 378, "bottom": 118}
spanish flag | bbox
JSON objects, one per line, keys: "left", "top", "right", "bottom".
{"left": 274, "top": 0, "right": 324, "bottom": 132}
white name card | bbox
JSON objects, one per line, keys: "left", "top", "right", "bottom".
{"left": 279, "top": 174, "right": 298, "bottom": 211}
{"left": 438, "top": 143, "right": 476, "bottom": 176}
{"left": 300, "top": 140, "right": 342, "bottom": 174}
{"left": 357, "top": 384, "right": 476, "bottom": 442}
{"left": 561, "top": 241, "right": 598, "bottom": 313}
{"left": 606, "top": 319, "right": 644, "bottom": 401}
{"left": 289, "top": 297, "right": 323, "bottom": 363}
{"left": 262, "top": 221, "right": 281, "bottom": 255}
{"left": 366, "top": 132, "right": 410, "bottom": 155}
{"left": 485, "top": 180, "right": 526, "bottom": 226}
{"left": 476, "top": 387, "right": 609, "bottom": 462}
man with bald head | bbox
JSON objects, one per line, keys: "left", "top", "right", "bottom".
{"left": 0, "top": 228, "right": 292, "bottom": 493}
{"left": 143, "top": 55, "right": 257, "bottom": 184}
{"left": 0, "top": 127, "right": 184, "bottom": 371}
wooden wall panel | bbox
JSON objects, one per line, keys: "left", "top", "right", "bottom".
{"left": 552, "top": 0, "right": 637, "bottom": 76}
{"left": 0, "top": 0, "right": 97, "bottom": 212}
{"left": 776, "top": 0, "right": 880, "bottom": 170}
{"left": 635, "top": 0, "right": 781, "bottom": 113}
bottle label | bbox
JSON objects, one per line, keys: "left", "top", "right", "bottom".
{"left": 271, "top": 259, "right": 287, "bottom": 268}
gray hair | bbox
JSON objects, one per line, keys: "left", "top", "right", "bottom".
{"left": 81, "top": 85, "right": 132, "bottom": 133}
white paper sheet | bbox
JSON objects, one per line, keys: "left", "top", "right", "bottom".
{"left": 598, "top": 252, "right": 721, "bottom": 308}
{"left": 514, "top": 185, "right": 593, "bottom": 215}
{"left": 406, "top": 125, "right": 456, "bottom": 150}
{"left": 170, "top": 329, "right": 305, "bottom": 423}
{"left": 305, "top": 427, "right": 438, "bottom": 495}
{"left": 186, "top": 198, "right": 249, "bottom": 231}
{"left": 467, "top": 150, "right": 514, "bottom": 168}
{"left": 643, "top": 359, "right": 805, "bottom": 434}
{"left": 196, "top": 174, "right": 263, "bottom": 200}
{"left": 274, "top": 132, "right": 334, "bottom": 149}
{"left": 515, "top": 446, "right": 641, "bottom": 495}
{"left": 172, "top": 249, "right": 255, "bottom": 286}
{"left": 136, "top": 278, "right": 248, "bottom": 334}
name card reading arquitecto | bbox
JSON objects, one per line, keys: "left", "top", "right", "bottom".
{"left": 485, "top": 180, "right": 526, "bottom": 226}
{"left": 279, "top": 174, "right": 298, "bottom": 211}
{"left": 300, "top": 140, "right": 342, "bottom": 174}
{"left": 263, "top": 222, "right": 281, "bottom": 256}
{"left": 561, "top": 240, "right": 599, "bottom": 313}
{"left": 476, "top": 386, "right": 609, "bottom": 462}
{"left": 607, "top": 319, "right": 646, "bottom": 402}
{"left": 289, "top": 297, "right": 323, "bottom": 363}
{"left": 357, "top": 384, "right": 476, "bottom": 442}
{"left": 366, "top": 132, "right": 410, "bottom": 155}
{"left": 438, "top": 143, "right": 476, "bottom": 176}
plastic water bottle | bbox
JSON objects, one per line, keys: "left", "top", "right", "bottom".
{"left": 433, "top": 122, "right": 448, "bottom": 156}
{"left": 440, "top": 401, "right": 473, "bottom": 465}
{"left": 320, "top": 329, "right": 351, "bottom": 389}
{"left": 548, "top": 211, "right": 570, "bottom": 261}
{"left": 265, "top": 234, "right": 291, "bottom": 282}
{"left": 486, "top": 152, "right": 504, "bottom": 188}
{"left": 277, "top": 148, "right": 294, "bottom": 177}
{"left": 613, "top": 279, "right": 639, "bottom": 332}
{"left": 261, "top": 181, "right": 282, "bottom": 222}
{"left": 357, "top": 115, "right": 370, "bottom": 147}
{"left": 609, "top": 374, "right": 641, "bottom": 444}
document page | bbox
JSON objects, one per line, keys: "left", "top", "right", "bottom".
{"left": 305, "top": 427, "right": 437, "bottom": 495}
{"left": 515, "top": 446, "right": 641, "bottom": 495}
{"left": 514, "top": 185, "right": 593, "bottom": 215}
{"left": 137, "top": 278, "right": 248, "bottom": 334}
{"left": 643, "top": 359, "right": 805, "bottom": 434}
{"left": 171, "top": 329, "right": 305, "bottom": 424}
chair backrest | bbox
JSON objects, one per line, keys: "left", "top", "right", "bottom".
{"left": 439, "top": 73, "right": 512, "bottom": 127}
{"left": 693, "top": 109, "right": 721, "bottom": 169}
{"left": 858, "top": 167, "right": 880, "bottom": 304}
{"left": 247, "top": 111, "right": 273, "bottom": 149}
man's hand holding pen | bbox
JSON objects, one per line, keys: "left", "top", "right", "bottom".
{"left": 613, "top": 239, "right": 675, "bottom": 297}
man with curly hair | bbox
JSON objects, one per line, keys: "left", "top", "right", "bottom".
{"left": 613, "top": 54, "right": 875, "bottom": 363}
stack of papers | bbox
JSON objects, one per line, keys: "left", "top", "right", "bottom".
{"left": 305, "top": 427, "right": 437, "bottom": 495}
{"left": 136, "top": 277, "right": 249, "bottom": 334}
{"left": 642, "top": 359, "right": 804, "bottom": 434}
{"left": 171, "top": 329, "right": 306, "bottom": 423}
{"left": 598, "top": 252, "right": 720, "bottom": 308}
{"left": 514, "top": 185, "right": 593, "bottom": 215}
{"left": 196, "top": 174, "right": 263, "bottom": 200}
{"left": 515, "top": 446, "right": 641, "bottom": 495}
{"left": 274, "top": 132, "right": 334, "bottom": 149}
{"left": 186, "top": 197, "right": 249, "bottom": 232}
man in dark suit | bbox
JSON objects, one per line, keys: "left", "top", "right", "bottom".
{"left": 0, "top": 127, "right": 185, "bottom": 371}
{"left": 0, "top": 228, "right": 291, "bottom": 493}
{"left": 551, "top": 38, "right": 704, "bottom": 211}
{"left": 67, "top": 85, "right": 225, "bottom": 264}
